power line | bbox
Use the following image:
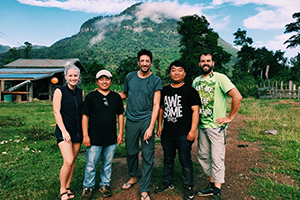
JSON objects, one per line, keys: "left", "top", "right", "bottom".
{"left": 0, "top": 31, "right": 22, "bottom": 46}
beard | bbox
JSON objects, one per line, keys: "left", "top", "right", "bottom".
{"left": 200, "top": 64, "right": 213, "bottom": 75}
{"left": 140, "top": 65, "right": 150, "bottom": 74}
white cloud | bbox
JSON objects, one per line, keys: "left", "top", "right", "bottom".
{"left": 89, "top": 15, "right": 132, "bottom": 45}
{"left": 243, "top": 9, "right": 289, "bottom": 30}
{"left": 208, "top": 15, "right": 230, "bottom": 31}
{"left": 211, "top": 0, "right": 300, "bottom": 31}
{"left": 254, "top": 33, "right": 299, "bottom": 58}
{"left": 17, "top": 0, "right": 139, "bottom": 14}
{"left": 134, "top": 1, "right": 204, "bottom": 22}
{"left": 88, "top": 1, "right": 207, "bottom": 45}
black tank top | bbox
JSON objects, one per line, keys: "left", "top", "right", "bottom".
{"left": 55, "top": 85, "right": 83, "bottom": 138}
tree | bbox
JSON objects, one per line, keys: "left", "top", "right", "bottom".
{"left": 23, "top": 41, "right": 32, "bottom": 58}
{"left": 284, "top": 12, "right": 300, "bottom": 48}
{"left": 290, "top": 53, "right": 300, "bottom": 81}
{"left": 81, "top": 61, "right": 104, "bottom": 85}
{"left": 115, "top": 56, "right": 139, "bottom": 84}
{"left": 233, "top": 28, "right": 253, "bottom": 46}
{"left": 232, "top": 29, "right": 256, "bottom": 78}
{"left": 177, "top": 14, "right": 231, "bottom": 84}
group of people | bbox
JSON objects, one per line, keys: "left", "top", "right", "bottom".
{"left": 53, "top": 49, "right": 242, "bottom": 200}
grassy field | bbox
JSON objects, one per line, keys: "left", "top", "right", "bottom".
{"left": 238, "top": 98, "right": 300, "bottom": 200}
{"left": 0, "top": 98, "right": 299, "bottom": 199}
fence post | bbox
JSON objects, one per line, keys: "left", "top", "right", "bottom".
{"left": 289, "top": 81, "right": 293, "bottom": 99}
{"left": 274, "top": 82, "right": 278, "bottom": 99}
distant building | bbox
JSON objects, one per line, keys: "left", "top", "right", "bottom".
{"left": 0, "top": 58, "right": 87, "bottom": 102}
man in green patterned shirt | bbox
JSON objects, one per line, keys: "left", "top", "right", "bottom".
{"left": 192, "top": 53, "right": 242, "bottom": 200}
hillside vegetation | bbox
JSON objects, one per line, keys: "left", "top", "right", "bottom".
{"left": 0, "top": 3, "right": 237, "bottom": 73}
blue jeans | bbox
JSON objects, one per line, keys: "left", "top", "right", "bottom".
{"left": 83, "top": 144, "right": 117, "bottom": 188}
{"left": 161, "top": 134, "right": 194, "bottom": 187}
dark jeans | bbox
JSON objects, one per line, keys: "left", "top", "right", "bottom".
{"left": 161, "top": 134, "right": 194, "bottom": 188}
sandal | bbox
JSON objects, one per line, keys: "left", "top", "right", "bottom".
{"left": 122, "top": 180, "right": 137, "bottom": 190}
{"left": 141, "top": 192, "right": 150, "bottom": 200}
{"left": 58, "top": 191, "right": 69, "bottom": 200}
{"left": 66, "top": 188, "right": 74, "bottom": 199}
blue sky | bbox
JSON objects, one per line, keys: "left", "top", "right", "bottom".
{"left": 0, "top": 0, "right": 299, "bottom": 59}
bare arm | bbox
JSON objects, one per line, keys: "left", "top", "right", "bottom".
{"left": 143, "top": 90, "right": 161, "bottom": 141}
{"left": 117, "top": 114, "right": 124, "bottom": 145}
{"left": 156, "top": 106, "right": 164, "bottom": 137}
{"left": 118, "top": 91, "right": 127, "bottom": 100}
{"left": 216, "top": 87, "right": 242, "bottom": 126}
{"left": 53, "top": 88, "right": 71, "bottom": 142}
{"left": 82, "top": 114, "right": 90, "bottom": 147}
{"left": 187, "top": 105, "right": 199, "bottom": 141}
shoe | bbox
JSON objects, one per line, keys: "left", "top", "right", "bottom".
{"left": 212, "top": 193, "right": 222, "bottom": 200}
{"left": 81, "top": 188, "right": 92, "bottom": 200}
{"left": 195, "top": 184, "right": 213, "bottom": 196}
{"left": 99, "top": 185, "right": 113, "bottom": 198}
{"left": 184, "top": 187, "right": 194, "bottom": 200}
{"left": 154, "top": 182, "right": 174, "bottom": 194}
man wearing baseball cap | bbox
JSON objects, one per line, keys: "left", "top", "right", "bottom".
{"left": 81, "top": 70, "right": 124, "bottom": 199}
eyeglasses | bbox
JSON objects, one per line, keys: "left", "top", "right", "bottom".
{"left": 103, "top": 97, "right": 109, "bottom": 107}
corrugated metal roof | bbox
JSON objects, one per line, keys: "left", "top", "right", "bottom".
{"left": 0, "top": 73, "right": 54, "bottom": 80}
{"left": 4, "top": 58, "right": 80, "bottom": 68}
{"left": 0, "top": 58, "right": 87, "bottom": 81}
{"left": 0, "top": 68, "right": 64, "bottom": 74}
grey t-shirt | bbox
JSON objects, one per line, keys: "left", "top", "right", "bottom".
{"left": 123, "top": 71, "right": 162, "bottom": 122}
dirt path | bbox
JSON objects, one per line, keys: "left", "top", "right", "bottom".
{"left": 94, "top": 114, "right": 263, "bottom": 200}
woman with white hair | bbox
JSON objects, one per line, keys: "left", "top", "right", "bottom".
{"left": 53, "top": 62, "right": 84, "bottom": 200}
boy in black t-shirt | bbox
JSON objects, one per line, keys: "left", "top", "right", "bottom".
{"left": 155, "top": 61, "right": 201, "bottom": 200}
{"left": 81, "top": 70, "right": 124, "bottom": 199}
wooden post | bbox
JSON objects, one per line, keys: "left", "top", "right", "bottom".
{"left": 274, "top": 82, "right": 278, "bottom": 99}
{"left": 29, "top": 83, "right": 33, "bottom": 102}
{"left": 49, "top": 80, "right": 52, "bottom": 101}
{"left": 289, "top": 81, "right": 292, "bottom": 99}
{"left": 0, "top": 80, "right": 4, "bottom": 102}
{"left": 293, "top": 84, "right": 296, "bottom": 98}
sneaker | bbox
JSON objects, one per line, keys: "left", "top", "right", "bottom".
{"left": 184, "top": 187, "right": 194, "bottom": 200}
{"left": 99, "top": 185, "right": 113, "bottom": 198}
{"left": 154, "top": 182, "right": 175, "bottom": 194}
{"left": 195, "top": 184, "right": 213, "bottom": 196}
{"left": 212, "top": 193, "right": 222, "bottom": 200}
{"left": 81, "top": 188, "right": 92, "bottom": 200}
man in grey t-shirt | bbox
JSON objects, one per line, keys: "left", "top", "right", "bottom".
{"left": 119, "top": 49, "right": 162, "bottom": 200}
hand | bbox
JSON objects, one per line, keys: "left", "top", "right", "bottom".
{"left": 117, "top": 134, "right": 123, "bottom": 145}
{"left": 156, "top": 126, "right": 162, "bottom": 137}
{"left": 62, "top": 132, "right": 71, "bottom": 143}
{"left": 187, "top": 130, "right": 196, "bottom": 141}
{"left": 83, "top": 135, "right": 91, "bottom": 147}
{"left": 216, "top": 117, "right": 232, "bottom": 126}
{"left": 143, "top": 127, "right": 153, "bottom": 141}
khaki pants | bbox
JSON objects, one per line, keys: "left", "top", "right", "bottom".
{"left": 197, "top": 128, "right": 226, "bottom": 184}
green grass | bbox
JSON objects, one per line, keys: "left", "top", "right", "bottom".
{"left": 1, "top": 98, "right": 299, "bottom": 199}
{"left": 238, "top": 98, "right": 300, "bottom": 200}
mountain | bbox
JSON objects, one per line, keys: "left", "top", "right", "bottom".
{"left": 0, "top": 45, "right": 10, "bottom": 54}
{"left": 1, "top": 3, "right": 238, "bottom": 72}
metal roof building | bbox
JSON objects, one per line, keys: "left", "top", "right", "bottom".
{"left": 0, "top": 58, "right": 87, "bottom": 102}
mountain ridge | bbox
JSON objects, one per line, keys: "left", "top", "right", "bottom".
{"left": 1, "top": 3, "right": 238, "bottom": 72}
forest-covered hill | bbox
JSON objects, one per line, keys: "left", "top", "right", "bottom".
{"left": 0, "top": 3, "right": 238, "bottom": 72}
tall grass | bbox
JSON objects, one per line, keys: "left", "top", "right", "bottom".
{"left": 238, "top": 98, "right": 300, "bottom": 200}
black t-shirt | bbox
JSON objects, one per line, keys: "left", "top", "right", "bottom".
{"left": 82, "top": 90, "right": 124, "bottom": 146}
{"left": 161, "top": 84, "right": 201, "bottom": 136}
